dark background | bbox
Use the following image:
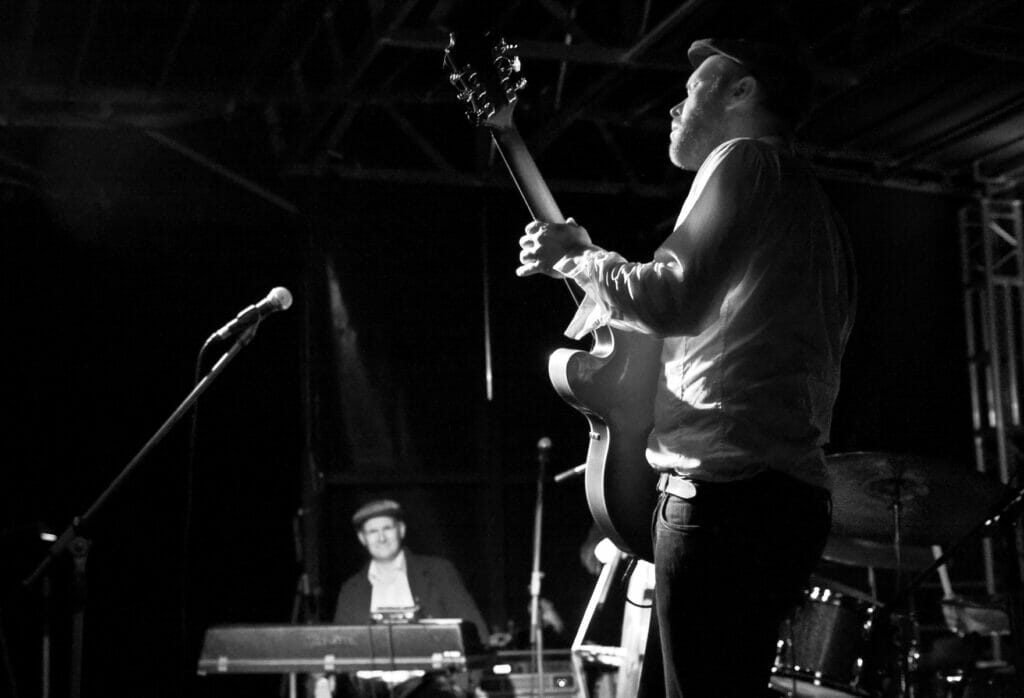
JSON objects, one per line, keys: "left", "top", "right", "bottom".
{"left": 3, "top": 1, "right": 1021, "bottom": 697}
{"left": 1, "top": 126, "right": 974, "bottom": 698}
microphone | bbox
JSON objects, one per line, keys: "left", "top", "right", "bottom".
{"left": 537, "top": 436, "right": 552, "bottom": 465}
{"left": 211, "top": 287, "right": 293, "bottom": 342}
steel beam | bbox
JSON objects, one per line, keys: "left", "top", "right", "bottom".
{"left": 530, "top": 0, "right": 711, "bottom": 156}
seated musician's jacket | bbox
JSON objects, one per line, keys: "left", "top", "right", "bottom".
{"left": 333, "top": 549, "right": 488, "bottom": 644}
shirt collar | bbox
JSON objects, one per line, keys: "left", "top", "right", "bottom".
{"left": 367, "top": 549, "right": 407, "bottom": 583}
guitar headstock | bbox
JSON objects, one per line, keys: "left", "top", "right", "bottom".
{"left": 443, "top": 32, "right": 527, "bottom": 129}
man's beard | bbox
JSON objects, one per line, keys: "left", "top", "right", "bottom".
{"left": 669, "top": 101, "right": 724, "bottom": 171}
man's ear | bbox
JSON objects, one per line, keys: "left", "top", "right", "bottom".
{"left": 357, "top": 531, "right": 368, "bottom": 548}
{"left": 728, "top": 75, "right": 758, "bottom": 107}
{"left": 397, "top": 521, "right": 407, "bottom": 540}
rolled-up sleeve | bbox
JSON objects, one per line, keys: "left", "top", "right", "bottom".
{"left": 555, "top": 140, "right": 773, "bottom": 338}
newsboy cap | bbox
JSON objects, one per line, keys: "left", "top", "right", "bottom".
{"left": 351, "top": 499, "right": 404, "bottom": 529}
{"left": 687, "top": 38, "right": 812, "bottom": 124}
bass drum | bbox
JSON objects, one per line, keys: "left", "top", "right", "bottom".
{"left": 771, "top": 585, "right": 882, "bottom": 697}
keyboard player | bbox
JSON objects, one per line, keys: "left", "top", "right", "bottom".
{"left": 333, "top": 499, "right": 489, "bottom": 644}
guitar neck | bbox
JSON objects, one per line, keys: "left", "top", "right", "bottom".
{"left": 490, "top": 127, "right": 565, "bottom": 225}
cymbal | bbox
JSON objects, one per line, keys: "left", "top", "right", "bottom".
{"left": 821, "top": 534, "right": 936, "bottom": 570}
{"left": 827, "top": 452, "right": 1007, "bottom": 545}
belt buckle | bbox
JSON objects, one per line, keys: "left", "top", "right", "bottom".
{"left": 658, "top": 473, "right": 697, "bottom": 499}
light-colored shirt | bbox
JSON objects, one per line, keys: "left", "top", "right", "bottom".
{"left": 367, "top": 550, "right": 415, "bottom": 611}
{"left": 555, "top": 137, "right": 856, "bottom": 488}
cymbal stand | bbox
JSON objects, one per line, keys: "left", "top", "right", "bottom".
{"left": 887, "top": 474, "right": 919, "bottom": 697}
{"left": 891, "top": 483, "right": 904, "bottom": 591}
{"left": 868, "top": 565, "right": 879, "bottom": 601}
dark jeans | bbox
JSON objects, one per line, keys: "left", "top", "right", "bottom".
{"left": 637, "top": 469, "right": 831, "bottom": 698}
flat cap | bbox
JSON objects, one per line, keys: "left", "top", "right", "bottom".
{"left": 687, "top": 38, "right": 812, "bottom": 124}
{"left": 351, "top": 499, "right": 404, "bottom": 529}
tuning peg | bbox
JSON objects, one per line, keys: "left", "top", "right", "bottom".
{"left": 500, "top": 74, "right": 526, "bottom": 88}
{"left": 501, "top": 76, "right": 527, "bottom": 97}
{"left": 494, "top": 55, "right": 522, "bottom": 74}
{"left": 449, "top": 67, "right": 482, "bottom": 88}
{"left": 493, "top": 40, "right": 522, "bottom": 67}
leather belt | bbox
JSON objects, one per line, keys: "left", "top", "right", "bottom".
{"left": 657, "top": 472, "right": 697, "bottom": 499}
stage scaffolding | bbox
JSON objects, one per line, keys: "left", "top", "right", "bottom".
{"left": 958, "top": 169, "right": 1024, "bottom": 662}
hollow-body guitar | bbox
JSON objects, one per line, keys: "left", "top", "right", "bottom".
{"left": 444, "top": 35, "right": 660, "bottom": 561}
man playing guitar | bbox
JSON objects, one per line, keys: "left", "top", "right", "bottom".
{"left": 517, "top": 38, "right": 856, "bottom": 697}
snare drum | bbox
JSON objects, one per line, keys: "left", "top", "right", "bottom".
{"left": 771, "top": 586, "right": 880, "bottom": 697}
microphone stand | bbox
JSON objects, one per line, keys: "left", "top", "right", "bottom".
{"left": 529, "top": 438, "right": 551, "bottom": 698}
{"left": 282, "top": 508, "right": 317, "bottom": 698}
{"left": 21, "top": 326, "right": 260, "bottom": 698}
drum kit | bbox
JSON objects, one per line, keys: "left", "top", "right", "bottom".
{"left": 770, "top": 452, "right": 1022, "bottom": 698}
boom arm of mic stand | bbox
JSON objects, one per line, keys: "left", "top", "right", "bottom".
{"left": 22, "top": 325, "right": 259, "bottom": 588}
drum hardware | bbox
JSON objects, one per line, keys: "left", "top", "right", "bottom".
{"left": 891, "top": 482, "right": 1024, "bottom": 697}
{"left": 771, "top": 585, "right": 883, "bottom": 697}
{"left": 775, "top": 453, "right": 1015, "bottom": 697}
{"left": 930, "top": 660, "right": 1019, "bottom": 698}
{"left": 826, "top": 452, "right": 1007, "bottom": 548}
{"left": 771, "top": 588, "right": 931, "bottom": 698}
{"left": 822, "top": 536, "right": 935, "bottom": 572}
{"left": 939, "top": 597, "right": 1011, "bottom": 638}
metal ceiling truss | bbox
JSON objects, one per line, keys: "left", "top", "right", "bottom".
{"left": 3, "top": 0, "right": 1023, "bottom": 197}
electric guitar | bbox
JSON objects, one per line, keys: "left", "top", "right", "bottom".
{"left": 444, "top": 34, "right": 661, "bottom": 561}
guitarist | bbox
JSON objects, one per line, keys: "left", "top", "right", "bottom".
{"left": 517, "top": 38, "right": 856, "bottom": 697}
